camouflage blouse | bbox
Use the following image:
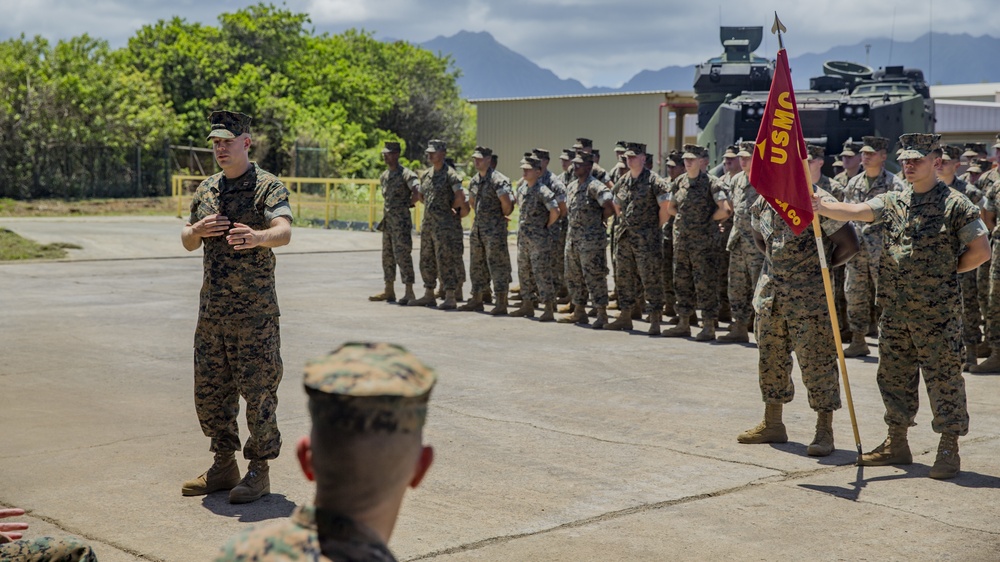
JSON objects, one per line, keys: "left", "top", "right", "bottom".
{"left": 516, "top": 180, "right": 559, "bottom": 238}
{"left": 380, "top": 166, "right": 419, "bottom": 212}
{"left": 469, "top": 168, "right": 512, "bottom": 232}
{"left": 566, "top": 175, "right": 613, "bottom": 244}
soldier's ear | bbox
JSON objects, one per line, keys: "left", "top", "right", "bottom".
{"left": 409, "top": 445, "right": 434, "bottom": 489}
{"left": 296, "top": 436, "right": 315, "bottom": 482}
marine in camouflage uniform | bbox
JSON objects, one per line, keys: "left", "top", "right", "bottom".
{"left": 536, "top": 149, "right": 570, "bottom": 303}
{"left": 939, "top": 144, "right": 985, "bottom": 368}
{"left": 719, "top": 141, "right": 763, "bottom": 343}
{"left": 182, "top": 111, "right": 292, "bottom": 504}
{"left": 831, "top": 138, "right": 864, "bottom": 201}
{"left": 370, "top": 141, "right": 419, "bottom": 304}
{"left": 662, "top": 144, "right": 732, "bottom": 340}
{"left": 814, "top": 133, "right": 991, "bottom": 479}
{"left": 559, "top": 152, "right": 615, "bottom": 328}
{"left": 0, "top": 536, "right": 97, "bottom": 561}
{"left": 509, "top": 156, "right": 562, "bottom": 320}
{"left": 971, "top": 138, "right": 1000, "bottom": 373}
{"left": 215, "top": 342, "right": 436, "bottom": 562}
{"left": 736, "top": 186, "right": 859, "bottom": 456}
{"left": 407, "top": 140, "right": 467, "bottom": 309}
{"left": 461, "top": 146, "right": 513, "bottom": 314}
{"left": 661, "top": 150, "right": 685, "bottom": 316}
{"left": 840, "top": 136, "right": 905, "bottom": 357}
{"left": 603, "top": 142, "right": 670, "bottom": 335}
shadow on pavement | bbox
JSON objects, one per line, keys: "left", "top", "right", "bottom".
{"left": 201, "top": 492, "right": 297, "bottom": 523}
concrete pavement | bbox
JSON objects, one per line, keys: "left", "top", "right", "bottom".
{"left": 1, "top": 216, "right": 999, "bottom": 561}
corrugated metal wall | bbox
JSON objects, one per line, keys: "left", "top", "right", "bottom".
{"left": 473, "top": 91, "right": 697, "bottom": 181}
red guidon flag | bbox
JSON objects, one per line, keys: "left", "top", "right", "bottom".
{"left": 748, "top": 48, "right": 813, "bottom": 235}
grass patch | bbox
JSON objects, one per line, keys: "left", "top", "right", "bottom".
{"left": 0, "top": 197, "right": 176, "bottom": 217}
{"left": 0, "top": 228, "right": 82, "bottom": 260}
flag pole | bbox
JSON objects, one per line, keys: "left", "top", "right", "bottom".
{"left": 773, "top": 12, "right": 864, "bottom": 460}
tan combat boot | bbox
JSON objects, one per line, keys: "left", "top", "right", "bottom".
{"left": 929, "top": 433, "right": 960, "bottom": 479}
{"left": 807, "top": 411, "right": 835, "bottom": 457}
{"left": 407, "top": 288, "right": 437, "bottom": 307}
{"left": 663, "top": 301, "right": 676, "bottom": 316}
{"left": 694, "top": 320, "right": 716, "bottom": 341}
{"left": 368, "top": 281, "right": 396, "bottom": 303}
{"left": 963, "top": 346, "right": 978, "bottom": 372}
{"left": 438, "top": 290, "right": 458, "bottom": 310}
{"left": 662, "top": 315, "right": 691, "bottom": 337}
{"left": 229, "top": 460, "right": 270, "bottom": 504}
{"left": 647, "top": 310, "right": 662, "bottom": 336}
{"left": 719, "top": 320, "right": 749, "bottom": 343}
{"left": 858, "top": 425, "right": 912, "bottom": 466}
{"left": 631, "top": 302, "right": 643, "bottom": 320}
{"left": 458, "top": 292, "right": 485, "bottom": 312}
{"left": 970, "top": 348, "right": 1000, "bottom": 373}
{"left": 843, "top": 333, "right": 870, "bottom": 357}
{"left": 558, "top": 304, "right": 589, "bottom": 325}
{"left": 397, "top": 283, "right": 415, "bottom": 306}
{"left": 455, "top": 285, "right": 465, "bottom": 302}
{"left": 557, "top": 302, "right": 575, "bottom": 313}
{"left": 737, "top": 403, "right": 788, "bottom": 444}
{"left": 509, "top": 299, "right": 536, "bottom": 318}
{"left": 181, "top": 452, "right": 240, "bottom": 496}
{"left": 489, "top": 293, "right": 509, "bottom": 316}
{"left": 592, "top": 307, "right": 609, "bottom": 329}
{"left": 602, "top": 311, "right": 633, "bottom": 331}
{"left": 483, "top": 289, "right": 493, "bottom": 304}
{"left": 978, "top": 341, "right": 992, "bottom": 358}
{"left": 435, "top": 283, "right": 445, "bottom": 299}
{"left": 538, "top": 301, "right": 556, "bottom": 322}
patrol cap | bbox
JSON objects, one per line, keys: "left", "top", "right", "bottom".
{"left": 572, "top": 151, "right": 594, "bottom": 165}
{"left": 624, "top": 142, "right": 646, "bottom": 157}
{"left": 968, "top": 159, "right": 984, "bottom": 174}
{"left": 807, "top": 144, "right": 825, "bottom": 160}
{"left": 723, "top": 144, "right": 739, "bottom": 158}
{"left": 614, "top": 140, "right": 627, "bottom": 153}
{"left": 520, "top": 155, "right": 543, "bottom": 170}
{"left": 425, "top": 139, "right": 447, "bottom": 153}
{"left": 381, "top": 141, "right": 401, "bottom": 154}
{"left": 896, "top": 133, "right": 941, "bottom": 160}
{"left": 832, "top": 159, "right": 844, "bottom": 169}
{"left": 471, "top": 146, "right": 492, "bottom": 159}
{"left": 682, "top": 144, "right": 708, "bottom": 159}
{"left": 840, "top": 137, "right": 863, "bottom": 156}
{"left": 737, "top": 141, "right": 755, "bottom": 158}
{"left": 665, "top": 150, "right": 682, "bottom": 167}
{"left": 532, "top": 148, "right": 550, "bottom": 160}
{"left": 993, "top": 134, "right": 1000, "bottom": 150}
{"left": 559, "top": 148, "right": 575, "bottom": 161}
{"left": 860, "top": 136, "right": 889, "bottom": 153}
{"left": 303, "top": 342, "right": 437, "bottom": 434}
{"left": 941, "top": 144, "right": 962, "bottom": 161}
{"left": 963, "top": 143, "right": 987, "bottom": 158}
{"left": 592, "top": 149, "right": 601, "bottom": 157}
{"left": 207, "top": 110, "right": 252, "bottom": 141}
{"left": 573, "top": 137, "right": 594, "bottom": 149}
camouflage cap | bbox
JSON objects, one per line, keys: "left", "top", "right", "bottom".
{"left": 425, "top": 139, "right": 447, "bottom": 153}
{"left": 963, "top": 142, "right": 987, "bottom": 158}
{"left": 807, "top": 144, "right": 825, "bottom": 160}
{"left": 832, "top": 159, "right": 844, "bottom": 168}
{"left": 592, "top": 148, "right": 601, "bottom": 157}
{"left": 994, "top": 133, "right": 1000, "bottom": 150}
{"left": 682, "top": 143, "right": 707, "bottom": 159}
{"left": 897, "top": 133, "right": 941, "bottom": 160}
{"left": 520, "top": 155, "right": 543, "bottom": 170}
{"left": 381, "top": 141, "right": 401, "bottom": 154}
{"left": 665, "top": 150, "right": 682, "bottom": 167}
{"left": 471, "top": 145, "right": 492, "bottom": 159}
{"left": 207, "top": 110, "right": 252, "bottom": 141}
{"left": 624, "top": 142, "right": 646, "bottom": 157}
{"left": 573, "top": 137, "right": 594, "bottom": 149}
{"left": 303, "top": 342, "right": 437, "bottom": 434}
{"left": 559, "top": 148, "right": 576, "bottom": 160}
{"left": 968, "top": 159, "right": 985, "bottom": 174}
{"left": 860, "top": 136, "right": 889, "bottom": 153}
{"left": 723, "top": 144, "right": 739, "bottom": 158}
{"left": 614, "top": 140, "right": 627, "bottom": 153}
{"left": 572, "top": 151, "right": 594, "bottom": 165}
{"left": 940, "top": 144, "right": 962, "bottom": 161}
{"left": 532, "top": 148, "right": 550, "bottom": 160}
{"left": 737, "top": 141, "right": 755, "bottom": 158}
{"left": 840, "top": 137, "right": 863, "bottom": 156}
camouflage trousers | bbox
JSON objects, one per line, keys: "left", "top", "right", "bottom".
{"left": 985, "top": 238, "right": 1000, "bottom": 347}
{"left": 845, "top": 238, "right": 881, "bottom": 334}
{"left": 661, "top": 227, "right": 674, "bottom": 309}
{"left": 517, "top": 229, "right": 558, "bottom": 303}
{"left": 554, "top": 218, "right": 568, "bottom": 293}
{"left": 381, "top": 209, "right": 414, "bottom": 285}
{"left": 718, "top": 222, "right": 732, "bottom": 315}
{"left": 833, "top": 265, "right": 848, "bottom": 331}
{"left": 565, "top": 237, "right": 609, "bottom": 306}
{"left": 727, "top": 238, "right": 763, "bottom": 324}
{"left": 673, "top": 241, "right": 720, "bottom": 320}
{"left": 978, "top": 257, "right": 991, "bottom": 338}
{"left": 418, "top": 220, "right": 463, "bottom": 291}
{"left": 0, "top": 537, "right": 97, "bottom": 561}
{"left": 755, "top": 298, "right": 841, "bottom": 411}
{"left": 877, "top": 310, "right": 968, "bottom": 435}
{"left": 959, "top": 269, "right": 982, "bottom": 347}
{"left": 468, "top": 222, "right": 511, "bottom": 296}
{"left": 194, "top": 316, "right": 283, "bottom": 460}
{"left": 614, "top": 229, "right": 664, "bottom": 311}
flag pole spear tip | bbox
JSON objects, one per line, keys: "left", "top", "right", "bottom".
{"left": 771, "top": 12, "right": 787, "bottom": 49}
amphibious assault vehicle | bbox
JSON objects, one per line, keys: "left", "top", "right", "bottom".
{"left": 695, "top": 26, "right": 935, "bottom": 172}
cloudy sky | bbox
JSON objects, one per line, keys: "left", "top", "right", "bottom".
{"left": 3, "top": 0, "right": 997, "bottom": 87}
